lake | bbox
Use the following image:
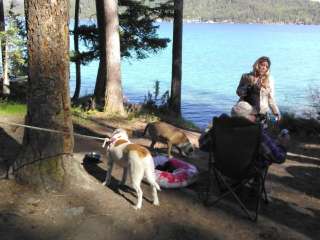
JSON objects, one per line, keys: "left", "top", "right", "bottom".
{"left": 70, "top": 22, "right": 320, "bottom": 129}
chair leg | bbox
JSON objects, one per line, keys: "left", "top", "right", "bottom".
{"left": 249, "top": 170, "right": 273, "bottom": 222}
{"left": 261, "top": 167, "right": 269, "bottom": 204}
{"left": 213, "top": 165, "right": 223, "bottom": 192}
{"left": 204, "top": 163, "right": 234, "bottom": 205}
{"left": 204, "top": 152, "right": 214, "bottom": 204}
{"left": 206, "top": 170, "right": 257, "bottom": 220}
{"left": 262, "top": 182, "right": 269, "bottom": 204}
{"left": 220, "top": 172, "right": 260, "bottom": 221}
{"left": 207, "top": 169, "right": 267, "bottom": 222}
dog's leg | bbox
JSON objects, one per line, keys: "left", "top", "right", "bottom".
{"left": 150, "top": 140, "right": 156, "bottom": 150}
{"left": 121, "top": 167, "right": 128, "bottom": 186}
{"left": 130, "top": 162, "right": 144, "bottom": 210}
{"left": 167, "top": 142, "right": 173, "bottom": 158}
{"left": 102, "top": 156, "right": 114, "bottom": 186}
{"left": 177, "top": 147, "right": 183, "bottom": 156}
{"left": 145, "top": 167, "right": 160, "bottom": 206}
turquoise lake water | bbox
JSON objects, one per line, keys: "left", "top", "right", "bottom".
{"left": 70, "top": 22, "right": 320, "bottom": 129}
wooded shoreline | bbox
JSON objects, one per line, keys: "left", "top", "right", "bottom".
{"left": 5, "top": 0, "right": 320, "bottom": 25}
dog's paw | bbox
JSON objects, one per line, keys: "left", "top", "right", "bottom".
{"left": 153, "top": 201, "right": 160, "bottom": 206}
{"left": 133, "top": 205, "right": 142, "bottom": 210}
{"left": 102, "top": 181, "right": 107, "bottom": 186}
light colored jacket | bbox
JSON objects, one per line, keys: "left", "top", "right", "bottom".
{"left": 236, "top": 73, "right": 280, "bottom": 116}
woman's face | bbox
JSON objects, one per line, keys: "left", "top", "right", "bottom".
{"left": 257, "top": 60, "right": 269, "bottom": 75}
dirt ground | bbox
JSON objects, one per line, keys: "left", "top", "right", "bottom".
{"left": 0, "top": 114, "right": 319, "bottom": 240}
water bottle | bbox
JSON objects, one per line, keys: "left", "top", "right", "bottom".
{"left": 279, "top": 129, "right": 289, "bottom": 137}
{"left": 278, "top": 129, "right": 290, "bottom": 147}
{"left": 270, "top": 117, "right": 277, "bottom": 125}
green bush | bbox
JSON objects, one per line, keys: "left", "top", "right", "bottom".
{"left": 140, "top": 80, "right": 199, "bottom": 130}
{"left": 280, "top": 112, "right": 320, "bottom": 136}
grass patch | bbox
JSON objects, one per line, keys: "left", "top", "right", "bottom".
{"left": 0, "top": 101, "right": 26, "bottom": 115}
{"left": 127, "top": 106, "right": 200, "bottom": 131}
{"left": 127, "top": 110, "right": 159, "bottom": 123}
{"left": 71, "top": 107, "right": 95, "bottom": 125}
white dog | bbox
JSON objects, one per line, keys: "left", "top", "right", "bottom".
{"left": 103, "top": 129, "right": 160, "bottom": 209}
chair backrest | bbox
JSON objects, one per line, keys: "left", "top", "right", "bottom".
{"left": 211, "top": 116, "right": 261, "bottom": 180}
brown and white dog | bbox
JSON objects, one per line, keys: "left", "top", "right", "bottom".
{"left": 103, "top": 129, "right": 160, "bottom": 210}
{"left": 143, "top": 122, "right": 194, "bottom": 158}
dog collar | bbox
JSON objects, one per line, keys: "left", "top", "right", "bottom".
{"left": 109, "top": 137, "right": 118, "bottom": 145}
{"left": 102, "top": 136, "right": 118, "bottom": 148}
{"left": 107, "top": 136, "right": 121, "bottom": 149}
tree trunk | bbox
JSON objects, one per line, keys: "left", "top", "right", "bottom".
{"left": 170, "top": 0, "right": 183, "bottom": 116}
{"left": 0, "top": 0, "right": 5, "bottom": 74}
{"left": 93, "top": 0, "right": 107, "bottom": 104}
{"left": 14, "top": 0, "right": 74, "bottom": 191}
{"left": 103, "top": 0, "right": 125, "bottom": 115}
{"left": 72, "top": 0, "right": 81, "bottom": 101}
{"left": 0, "top": 0, "right": 9, "bottom": 96}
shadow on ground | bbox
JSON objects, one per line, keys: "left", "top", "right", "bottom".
{"left": 272, "top": 165, "right": 320, "bottom": 199}
{"left": 0, "top": 128, "right": 22, "bottom": 178}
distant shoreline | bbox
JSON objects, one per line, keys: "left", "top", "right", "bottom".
{"left": 6, "top": 5, "right": 320, "bottom": 26}
{"left": 157, "top": 18, "right": 320, "bottom": 26}
{"left": 74, "top": 18, "right": 320, "bottom": 26}
{"left": 6, "top": 0, "right": 320, "bottom": 26}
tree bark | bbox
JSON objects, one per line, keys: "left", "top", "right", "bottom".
{"left": 93, "top": 0, "right": 107, "bottom": 104}
{"left": 103, "top": 0, "right": 125, "bottom": 115}
{"left": 0, "top": 0, "right": 9, "bottom": 96}
{"left": 72, "top": 0, "right": 81, "bottom": 101}
{"left": 170, "top": 0, "right": 183, "bottom": 116}
{"left": 14, "top": 0, "right": 74, "bottom": 191}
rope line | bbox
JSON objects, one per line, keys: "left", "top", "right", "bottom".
{"left": 0, "top": 120, "right": 109, "bottom": 142}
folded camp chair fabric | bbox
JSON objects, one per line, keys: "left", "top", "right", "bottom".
{"left": 204, "top": 116, "right": 269, "bottom": 221}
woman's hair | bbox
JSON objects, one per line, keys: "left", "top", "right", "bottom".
{"left": 252, "top": 56, "right": 271, "bottom": 88}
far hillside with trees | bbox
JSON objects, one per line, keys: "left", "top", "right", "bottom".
{"left": 183, "top": 0, "right": 320, "bottom": 24}
{"left": 4, "top": 0, "right": 320, "bottom": 24}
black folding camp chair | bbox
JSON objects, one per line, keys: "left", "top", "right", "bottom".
{"left": 204, "top": 116, "right": 269, "bottom": 221}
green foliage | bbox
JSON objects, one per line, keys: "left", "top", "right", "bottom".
{"left": 70, "top": 24, "right": 99, "bottom": 65}
{"left": 71, "top": 106, "right": 93, "bottom": 126}
{"left": 280, "top": 112, "right": 320, "bottom": 136}
{"left": 0, "top": 100, "right": 26, "bottom": 115}
{"left": 141, "top": 80, "right": 199, "bottom": 130}
{"left": 70, "top": 0, "right": 173, "bottom": 64}
{"left": 119, "top": 1, "right": 169, "bottom": 59}
{"left": 143, "top": 80, "right": 170, "bottom": 111}
{"left": 0, "top": 4, "right": 27, "bottom": 77}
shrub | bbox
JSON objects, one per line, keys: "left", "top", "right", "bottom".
{"left": 280, "top": 112, "right": 320, "bottom": 136}
{"left": 141, "top": 80, "right": 199, "bottom": 130}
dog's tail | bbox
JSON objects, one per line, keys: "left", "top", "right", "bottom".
{"left": 143, "top": 123, "right": 151, "bottom": 137}
{"left": 145, "top": 174, "right": 160, "bottom": 191}
{"left": 153, "top": 181, "right": 161, "bottom": 191}
{"left": 145, "top": 160, "right": 161, "bottom": 191}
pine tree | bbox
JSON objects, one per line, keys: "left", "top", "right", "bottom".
{"left": 170, "top": 0, "right": 183, "bottom": 116}
{"left": 103, "top": 0, "right": 126, "bottom": 115}
{"left": 14, "top": 0, "right": 74, "bottom": 190}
